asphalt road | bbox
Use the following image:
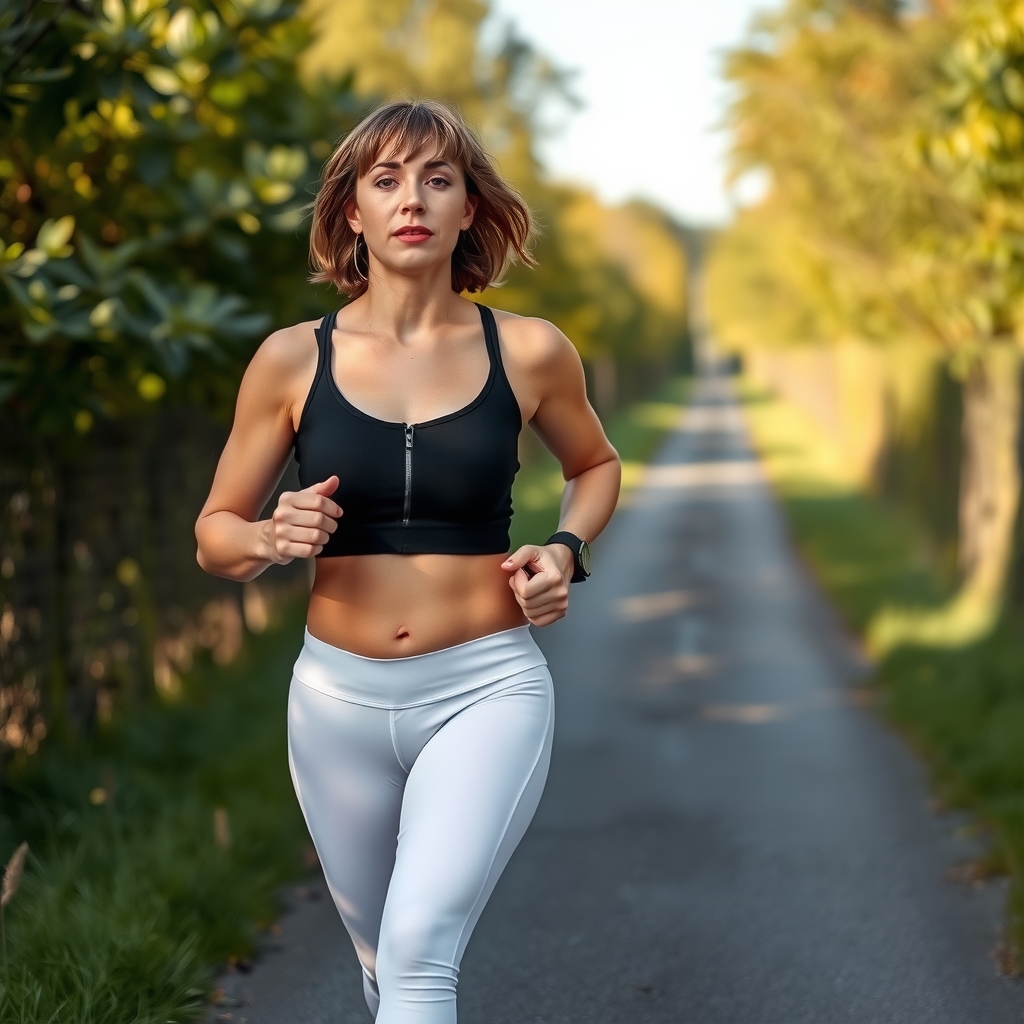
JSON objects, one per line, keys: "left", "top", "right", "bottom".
{"left": 211, "top": 371, "right": 1023, "bottom": 1024}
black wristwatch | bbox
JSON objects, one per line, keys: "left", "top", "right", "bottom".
{"left": 545, "top": 531, "right": 591, "bottom": 583}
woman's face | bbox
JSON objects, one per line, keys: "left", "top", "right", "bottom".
{"left": 346, "top": 147, "right": 478, "bottom": 280}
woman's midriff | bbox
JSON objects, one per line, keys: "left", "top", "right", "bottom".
{"left": 305, "top": 553, "right": 529, "bottom": 658}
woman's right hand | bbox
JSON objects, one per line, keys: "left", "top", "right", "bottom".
{"left": 264, "top": 476, "right": 343, "bottom": 562}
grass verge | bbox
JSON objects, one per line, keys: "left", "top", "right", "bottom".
{"left": 0, "top": 604, "right": 309, "bottom": 1023}
{"left": 738, "top": 377, "right": 1024, "bottom": 960}
{"left": 0, "top": 375, "right": 692, "bottom": 1022}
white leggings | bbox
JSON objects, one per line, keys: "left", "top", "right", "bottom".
{"left": 287, "top": 625, "right": 554, "bottom": 1024}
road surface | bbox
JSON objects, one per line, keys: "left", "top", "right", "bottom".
{"left": 211, "top": 370, "right": 1023, "bottom": 1023}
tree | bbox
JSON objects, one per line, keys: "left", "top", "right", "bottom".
{"left": 887, "top": 0, "right": 1024, "bottom": 648}
{"left": 712, "top": 0, "right": 1024, "bottom": 650}
{"left": 0, "top": 0, "right": 361, "bottom": 436}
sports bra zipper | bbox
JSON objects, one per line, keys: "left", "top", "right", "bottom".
{"left": 402, "top": 424, "right": 414, "bottom": 525}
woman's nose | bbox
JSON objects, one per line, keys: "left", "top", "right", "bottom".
{"left": 399, "top": 183, "right": 426, "bottom": 213}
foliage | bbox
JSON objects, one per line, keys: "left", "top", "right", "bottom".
{"left": 713, "top": 0, "right": 1024, "bottom": 354}
{"left": 925, "top": 0, "right": 1024, "bottom": 349}
{"left": 0, "top": 0, "right": 362, "bottom": 434}
{"left": 714, "top": 1, "right": 951, "bottom": 349}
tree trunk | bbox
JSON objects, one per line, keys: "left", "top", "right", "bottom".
{"left": 958, "top": 346, "right": 1022, "bottom": 597}
{"left": 868, "top": 343, "right": 1021, "bottom": 654}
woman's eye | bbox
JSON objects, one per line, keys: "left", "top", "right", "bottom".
{"left": 374, "top": 177, "right": 396, "bottom": 188}
{"left": 428, "top": 176, "right": 451, "bottom": 188}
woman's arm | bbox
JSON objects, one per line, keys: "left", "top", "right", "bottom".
{"left": 195, "top": 325, "right": 342, "bottom": 582}
{"left": 500, "top": 318, "right": 622, "bottom": 625}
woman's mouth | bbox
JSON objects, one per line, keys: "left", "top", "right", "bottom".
{"left": 394, "top": 226, "right": 433, "bottom": 243}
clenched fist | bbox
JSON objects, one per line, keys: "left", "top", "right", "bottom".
{"left": 266, "top": 476, "right": 343, "bottom": 562}
{"left": 501, "top": 543, "right": 575, "bottom": 627}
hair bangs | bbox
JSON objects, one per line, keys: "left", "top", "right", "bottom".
{"left": 354, "top": 106, "right": 470, "bottom": 179}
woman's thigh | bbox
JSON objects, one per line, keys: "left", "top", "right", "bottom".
{"left": 380, "top": 669, "right": 555, "bottom": 973}
{"left": 287, "top": 677, "right": 406, "bottom": 974}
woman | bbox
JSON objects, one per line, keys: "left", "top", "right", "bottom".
{"left": 195, "top": 100, "right": 621, "bottom": 1023}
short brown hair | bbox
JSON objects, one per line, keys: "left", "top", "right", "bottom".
{"left": 308, "top": 100, "right": 535, "bottom": 298}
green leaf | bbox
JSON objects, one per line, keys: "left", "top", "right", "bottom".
{"left": 36, "top": 216, "right": 76, "bottom": 257}
{"left": 143, "top": 66, "right": 183, "bottom": 96}
{"left": 11, "top": 66, "right": 75, "bottom": 84}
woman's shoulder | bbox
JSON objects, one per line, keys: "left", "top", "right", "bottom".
{"left": 489, "top": 308, "right": 578, "bottom": 374}
{"left": 249, "top": 317, "right": 321, "bottom": 373}
{"left": 236, "top": 317, "right": 322, "bottom": 412}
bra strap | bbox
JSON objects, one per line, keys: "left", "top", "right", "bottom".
{"left": 475, "top": 303, "right": 521, "bottom": 421}
{"left": 297, "top": 309, "right": 337, "bottom": 426}
{"left": 477, "top": 303, "right": 505, "bottom": 378}
{"left": 312, "top": 308, "right": 339, "bottom": 384}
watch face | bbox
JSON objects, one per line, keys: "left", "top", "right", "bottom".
{"left": 579, "top": 540, "right": 592, "bottom": 576}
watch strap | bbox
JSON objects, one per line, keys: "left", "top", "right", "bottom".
{"left": 544, "top": 531, "right": 590, "bottom": 583}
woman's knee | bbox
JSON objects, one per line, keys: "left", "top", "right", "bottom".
{"left": 377, "top": 903, "right": 459, "bottom": 994}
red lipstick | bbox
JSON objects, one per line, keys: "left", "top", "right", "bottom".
{"left": 394, "top": 226, "right": 433, "bottom": 243}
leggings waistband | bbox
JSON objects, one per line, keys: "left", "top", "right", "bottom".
{"left": 292, "top": 625, "right": 547, "bottom": 709}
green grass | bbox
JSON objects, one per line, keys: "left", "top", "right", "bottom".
{"left": 739, "top": 378, "right": 1024, "bottom": 956}
{"left": 879, "top": 625, "right": 1024, "bottom": 879}
{"left": 0, "top": 377, "right": 693, "bottom": 1022}
{"left": 0, "top": 605, "right": 309, "bottom": 1023}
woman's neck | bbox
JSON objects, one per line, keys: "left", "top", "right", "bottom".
{"left": 356, "top": 260, "right": 469, "bottom": 341}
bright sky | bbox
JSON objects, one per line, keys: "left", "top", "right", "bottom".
{"left": 488, "top": 0, "right": 780, "bottom": 226}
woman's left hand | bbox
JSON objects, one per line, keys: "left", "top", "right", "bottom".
{"left": 501, "top": 544, "right": 575, "bottom": 626}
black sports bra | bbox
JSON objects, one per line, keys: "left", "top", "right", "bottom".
{"left": 293, "top": 303, "right": 523, "bottom": 557}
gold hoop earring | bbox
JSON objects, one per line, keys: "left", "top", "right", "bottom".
{"left": 352, "top": 235, "right": 368, "bottom": 282}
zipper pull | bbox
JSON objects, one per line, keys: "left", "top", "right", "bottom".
{"left": 405, "top": 424, "right": 414, "bottom": 448}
